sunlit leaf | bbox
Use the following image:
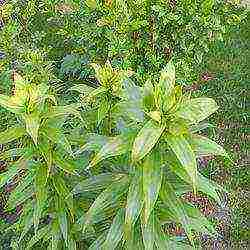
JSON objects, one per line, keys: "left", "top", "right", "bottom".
{"left": 143, "top": 152, "right": 163, "bottom": 224}
{"left": 83, "top": 176, "right": 129, "bottom": 232}
{"left": 0, "top": 94, "right": 25, "bottom": 114}
{"left": 132, "top": 120, "right": 165, "bottom": 162}
{"left": 23, "top": 112, "right": 40, "bottom": 144}
{"left": 0, "top": 126, "right": 26, "bottom": 144}
{"left": 102, "top": 209, "right": 125, "bottom": 250}
{"left": 89, "top": 133, "right": 134, "bottom": 167}
{"left": 176, "top": 97, "right": 218, "bottom": 124}
{"left": 166, "top": 133, "right": 197, "bottom": 190}
{"left": 187, "top": 134, "right": 228, "bottom": 157}
{"left": 125, "top": 173, "right": 143, "bottom": 237}
{"left": 97, "top": 98, "right": 110, "bottom": 125}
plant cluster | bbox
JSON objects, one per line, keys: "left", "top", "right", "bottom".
{"left": 0, "top": 60, "right": 230, "bottom": 249}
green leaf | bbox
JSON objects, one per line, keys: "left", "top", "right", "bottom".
{"left": 53, "top": 153, "right": 77, "bottom": 174}
{"left": 187, "top": 134, "right": 228, "bottom": 157}
{"left": 46, "top": 103, "right": 83, "bottom": 122}
{"left": 168, "top": 156, "right": 222, "bottom": 203}
{"left": 55, "top": 195, "right": 69, "bottom": 244}
{"left": 8, "top": 172, "right": 34, "bottom": 208}
{"left": 53, "top": 175, "right": 75, "bottom": 220}
{"left": 0, "top": 126, "right": 26, "bottom": 144}
{"left": 160, "top": 181, "right": 194, "bottom": 245}
{"left": 160, "top": 61, "right": 175, "bottom": 93}
{"left": 89, "top": 133, "right": 134, "bottom": 167}
{"left": 102, "top": 209, "right": 125, "bottom": 250}
{"left": 83, "top": 176, "right": 129, "bottom": 232}
{"left": 0, "top": 165, "right": 19, "bottom": 189}
{"left": 33, "top": 164, "right": 48, "bottom": 231}
{"left": 125, "top": 174, "right": 143, "bottom": 237}
{"left": 132, "top": 120, "right": 165, "bottom": 162}
{"left": 166, "top": 133, "right": 197, "bottom": 190}
{"left": 143, "top": 152, "right": 163, "bottom": 224}
{"left": 69, "top": 84, "right": 95, "bottom": 94}
{"left": 23, "top": 112, "right": 40, "bottom": 144}
{"left": 26, "top": 225, "right": 50, "bottom": 249}
{"left": 19, "top": 210, "right": 33, "bottom": 242}
{"left": 43, "top": 126, "right": 73, "bottom": 156}
{"left": 97, "top": 98, "right": 110, "bottom": 125}
{"left": 158, "top": 61, "right": 175, "bottom": 112}
{"left": 176, "top": 97, "right": 218, "bottom": 124}
{"left": 0, "top": 148, "right": 28, "bottom": 160}
{"left": 0, "top": 94, "right": 25, "bottom": 114}
{"left": 141, "top": 212, "right": 155, "bottom": 250}
{"left": 73, "top": 173, "right": 125, "bottom": 194}
{"left": 89, "top": 232, "right": 108, "bottom": 250}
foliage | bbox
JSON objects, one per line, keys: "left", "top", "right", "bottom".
{"left": 0, "top": 0, "right": 246, "bottom": 249}
{"left": 0, "top": 0, "right": 245, "bottom": 84}
{"left": 0, "top": 61, "right": 229, "bottom": 249}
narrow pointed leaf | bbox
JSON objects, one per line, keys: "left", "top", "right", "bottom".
{"left": 26, "top": 226, "right": 50, "bottom": 249}
{"left": 141, "top": 212, "right": 155, "bottom": 250}
{"left": 69, "top": 84, "right": 95, "bottom": 94}
{"left": 187, "top": 134, "right": 228, "bottom": 157}
{"left": 97, "top": 98, "right": 110, "bottom": 125}
{"left": 132, "top": 120, "right": 165, "bottom": 162}
{"left": 169, "top": 159, "right": 222, "bottom": 203}
{"left": 160, "top": 181, "right": 194, "bottom": 245}
{"left": 0, "top": 165, "right": 19, "bottom": 189}
{"left": 176, "top": 97, "right": 218, "bottom": 124}
{"left": 159, "top": 61, "right": 175, "bottom": 95}
{"left": 102, "top": 209, "right": 125, "bottom": 250}
{"left": 143, "top": 152, "right": 163, "bottom": 224}
{"left": 125, "top": 174, "right": 143, "bottom": 237}
{"left": 23, "top": 112, "right": 40, "bottom": 144}
{"left": 0, "top": 94, "right": 24, "bottom": 114}
{"left": 166, "top": 133, "right": 197, "bottom": 189}
{"left": 84, "top": 176, "right": 129, "bottom": 231}
{"left": 53, "top": 153, "right": 77, "bottom": 174}
{"left": 7, "top": 185, "right": 33, "bottom": 210}
{"left": 89, "top": 232, "right": 107, "bottom": 250}
{"left": 34, "top": 165, "right": 48, "bottom": 231}
{"left": 73, "top": 173, "right": 125, "bottom": 194}
{"left": 53, "top": 175, "right": 75, "bottom": 220}
{"left": 0, "top": 126, "right": 26, "bottom": 144}
{"left": 90, "top": 133, "right": 134, "bottom": 167}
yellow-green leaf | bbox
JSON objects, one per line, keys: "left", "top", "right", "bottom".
{"left": 143, "top": 152, "right": 163, "bottom": 224}
{"left": 23, "top": 112, "right": 40, "bottom": 144}
{"left": 166, "top": 133, "right": 197, "bottom": 190}
{"left": 132, "top": 120, "right": 165, "bottom": 162}
{"left": 176, "top": 97, "right": 218, "bottom": 124}
{"left": 125, "top": 174, "right": 143, "bottom": 237}
{"left": 0, "top": 126, "right": 26, "bottom": 144}
{"left": 90, "top": 134, "right": 134, "bottom": 167}
{"left": 187, "top": 134, "right": 228, "bottom": 158}
{"left": 102, "top": 209, "right": 125, "bottom": 250}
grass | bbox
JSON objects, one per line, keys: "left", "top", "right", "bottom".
{"left": 193, "top": 11, "right": 249, "bottom": 248}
